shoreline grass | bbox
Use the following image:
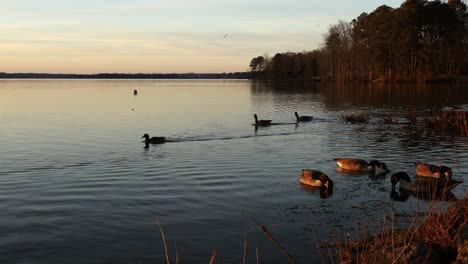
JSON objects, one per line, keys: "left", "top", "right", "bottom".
{"left": 319, "top": 196, "right": 467, "bottom": 264}
{"left": 153, "top": 196, "right": 466, "bottom": 263}
{"left": 424, "top": 110, "right": 468, "bottom": 136}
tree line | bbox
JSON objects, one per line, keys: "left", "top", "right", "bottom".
{"left": 249, "top": 0, "right": 468, "bottom": 81}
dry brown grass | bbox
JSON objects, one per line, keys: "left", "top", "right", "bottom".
{"left": 424, "top": 111, "right": 468, "bottom": 136}
{"left": 153, "top": 197, "right": 467, "bottom": 263}
{"left": 321, "top": 197, "right": 467, "bottom": 264}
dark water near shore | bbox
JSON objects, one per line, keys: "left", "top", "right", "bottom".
{"left": 0, "top": 79, "right": 467, "bottom": 263}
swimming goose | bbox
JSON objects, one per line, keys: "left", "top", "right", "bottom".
{"left": 300, "top": 169, "right": 334, "bottom": 189}
{"left": 391, "top": 171, "right": 461, "bottom": 194}
{"left": 334, "top": 158, "right": 390, "bottom": 172}
{"left": 142, "top": 133, "right": 166, "bottom": 144}
{"left": 295, "top": 112, "right": 313, "bottom": 122}
{"left": 414, "top": 162, "right": 452, "bottom": 179}
{"left": 253, "top": 114, "right": 272, "bottom": 126}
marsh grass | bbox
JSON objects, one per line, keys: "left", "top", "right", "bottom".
{"left": 152, "top": 196, "right": 466, "bottom": 263}
{"left": 319, "top": 196, "right": 467, "bottom": 264}
{"left": 424, "top": 110, "right": 468, "bottom": 136}
{"left": 373, "top": 107, "right": 468, "bottom": 136}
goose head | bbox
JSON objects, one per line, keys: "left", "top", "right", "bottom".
{"left": 440, "top": 166, "right": 452, "bottom": 178}
{"left": 319, "top": 174, "right": 334, "bottom": 189}
{"left": 368, "top": 160, "right": 380, "bottom": 167}
{"left": 368, "top": 160, "right": 390, "bottom": 172}
{"left": 390, "top": 171, "right": 412, "bottom": 190}
{"left": 379, "top": 162, "right": 390, "bottom": 172}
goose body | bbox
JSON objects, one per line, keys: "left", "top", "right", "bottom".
{"left": 391, "top": 171, "right": 461, "bottom": 194}
{"left": 334, "top": 158, "right": 389, "bottom": 172}
{"left": 295, "top": 112, "right": 313, "bottom": 122}
{"left": 142, "top": 133, "right": 166, "bottom": 144}
{"left": 253, "top": 114, "right": 272, "bottom": 126}
{"left": 414, "top": 163, "right": 452, "bottom": 179}
{"left": 300, "top": 169, "right": 333, "bottom": 189}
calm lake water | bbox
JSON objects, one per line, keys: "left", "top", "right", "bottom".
{"left": 0, "top": 79, "right": 467, "bottom": 263}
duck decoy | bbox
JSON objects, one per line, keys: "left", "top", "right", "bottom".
{"left": 391, "top": 171, "right": 461, "bottom": 194}
{"left": 141, "top": 133, "right": 166, "bottom": 144}
{"left": 300, "top": 169, "right": 334, "bottom": 189}
{"left": 414, "top": 162, "right": 452, "bottom": 179}
{"left": 334, "top": 158, "right": 390, "bottom": 172}
{"left": 253, "top": 114, "right": 272, "bottom": 127}
{"left": 295, "top": 112, "right": 313, "bottom": 122}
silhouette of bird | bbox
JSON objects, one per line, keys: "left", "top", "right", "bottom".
{"left": 295, "top": 112, "right": 313, "bottom": 122}
{"left": 391, "top": 171, "right": 461, "bottom": 194}
{"left": 253, "top": 114, "right": 272, "bottom": 127}
{"left": 141, "top": 133, "right": 166, "bottom": 144}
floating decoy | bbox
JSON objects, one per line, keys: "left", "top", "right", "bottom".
{"left": 300, "top": 169, "right": 333, "bottom": 189}
{"left": 141, "top": 133, "right": 166, "bottom": 144}
{"left": 253, "top": 114, "right": 272, "bottom": 126}
{"left": 295, "top": 112, "right": 313, "bottom": 122}
{"left": 334, "top": 158, "right": 390, "bottom": 172}
{"left": 390, "top": 171, "right": 461, "bottom": 194}
{"left": 414, "top": 162, "right": 452, "bottom": 179}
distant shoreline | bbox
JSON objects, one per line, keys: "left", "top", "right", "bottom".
{"left": 0, "top": 72, "right": 251, "bottom": 79}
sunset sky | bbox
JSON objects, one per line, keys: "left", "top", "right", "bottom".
{"left": 1, "top": 0, "right": 404, "bottom": 73}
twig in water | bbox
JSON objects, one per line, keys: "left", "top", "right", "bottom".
{"left": 208, "top": 249, "right": 216, "bottom": 264}
{"left": 243, "top": 233, "right": 247, "bottom": 264}
{"left": 174, "top": 242, "right": 179, "bottom": 264}
{"left": 156, "top": 217, "right": 170, "bottom": 264}
{"left": 256, "top": 247, "right": 259, "bottom": 264}
{"left": 259, "top": 224, "right": 297, "bottom": 264}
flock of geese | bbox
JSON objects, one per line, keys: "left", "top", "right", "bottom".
{"left": 253, "top": 112, "right": 313, "bottom": 126}
{"left": 141, "top": 112, "right": 314, "bottom": 145}
{"left": 300, "top": 159, "right": 462, "bottom": 198}
{"left": 141, "top": 112, "right": 462, "bottom": 199}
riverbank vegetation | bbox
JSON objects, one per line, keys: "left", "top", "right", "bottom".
{"left": 154, "top": 197, "right": 466, "bottom": 263}
{"left": 424, "top": 110, "right": 468, "bottom": 135}
{"left": 249, "top": 0, "right": 468, "bottom": 82}
{"left": 320, "top": 196, "right": 467, "bottom": 263}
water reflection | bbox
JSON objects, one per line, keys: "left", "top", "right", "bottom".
{"left": 0, "top": 80, "right": 467, "bottom": 264}
{"left": 299, "top": 183, "right": 333, "bottom": 199}
{"left": 391, "top": 189, "right": 457, "bottom": 202}
{"left": 368, "top": 171, "right": 390, "bottom": 181}
{"left": 251, "top": 80, "right": 468, "bottom": 109}
{"left": 335, "top": 168, "right": 390, "bottom": 182}
{"left": 336, "top": 167, "right": 378, "bottom": 177}
{"left": 390, "top": 189, "right": 410, "bottom": 202}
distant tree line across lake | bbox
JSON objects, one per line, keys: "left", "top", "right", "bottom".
{"left": 0, "top": 72, "right": 251, "bottom": 79}
{"left": 249, "top": 0, "right": 468, "bottom": 82}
